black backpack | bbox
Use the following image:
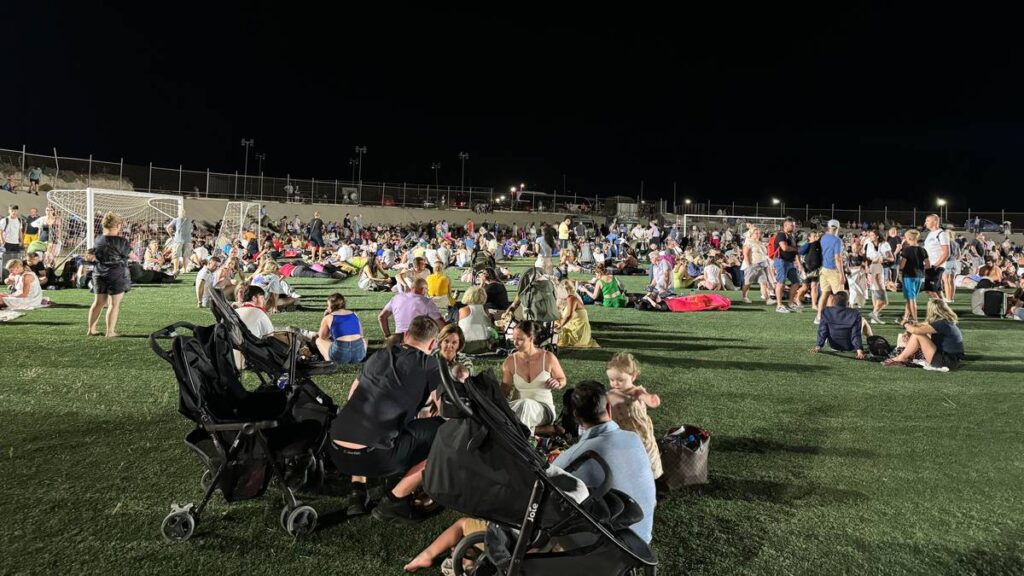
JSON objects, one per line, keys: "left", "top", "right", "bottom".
{"left": 867, "top": 335, "right": 893, "bottom": 358}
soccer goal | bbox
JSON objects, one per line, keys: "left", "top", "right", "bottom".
{"left": 217, "top": 201, "right": 262, "bottom": 249}
{"left": 46, "top": 188, "right": 183, "bottom": 263}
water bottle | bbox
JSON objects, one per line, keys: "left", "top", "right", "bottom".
{"left": 276, "top": 373, "right": 290, "bottom": 390}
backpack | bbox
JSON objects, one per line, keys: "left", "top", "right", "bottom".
{"left": 767, "top": 234, "right": 780, "bottom": 259}
{"left": 971, "top": 289, "right": 1007, "bottom": 317}
{"left": 867, "top": 335, "right": 894, "bottom": 357}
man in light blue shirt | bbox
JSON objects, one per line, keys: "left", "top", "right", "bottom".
{"left": 554, "top": 381, "right": 656, "bottom": 543}
{"left": 815, "top": 219, "right": 846, "bottom": 324}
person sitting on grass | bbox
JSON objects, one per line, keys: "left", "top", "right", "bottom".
{"left": 557, "top": 279, "right": 599, "bottom": 349}
{"left": 315, "top": 292, "right": 366, "bottom": 365}
{"left": 249, "top": 260, "right": 298, "bottom": 312}
{"left": 214, "top": 256, "right": 244, "bottom": 302}
{"left": 0, "top": 259, "right": 43, "bottom": 310}
{"left": 501, "top": 320, "right": 567, "bottom": 435}
{"left": 329, "top": 316, "right": 445, "bottom": 522}
{"left": 810, "top": 290, "right": 870, "bottom": 360}
{"left": 553, "top": 380, "right": 656, "bottom": 544}
{"left": 195, "top": 256, "right": 222, "bottom": 307}
{"left": 591, "top": 263, "right": 626, "bottom": 308}
{"left": 457, "top": 286, "right": 496, "bottom": 354}
{"left": 426, "top": 263, "right": 453, "bottom": 313}
{"left": 379, "top": 278, "right": 445, "bottom": 347}
{"left": 883, "top": 299, "right": 965, "bottom": 372}
{"left": 358, "top": 253, "right": 394, "bottom": 291}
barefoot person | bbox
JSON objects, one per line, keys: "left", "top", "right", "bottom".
{"left": 87, "top": 212, "right": 131, "bottom": 337}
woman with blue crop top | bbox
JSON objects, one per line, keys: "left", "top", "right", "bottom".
{"left": 315, "top": 292, "right": 366, "bottom": 364}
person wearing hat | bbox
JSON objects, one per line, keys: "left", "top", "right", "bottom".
{"left": 812, "top": 219, "right": 846, "bottom": 324}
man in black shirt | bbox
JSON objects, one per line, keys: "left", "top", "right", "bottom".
{"left": 886, "top": 227, "right": 902, "bottom": 284}
{"left": 772, "top": 218, "right": 803, "bottom": 312}
{"left": 330, "top": 316, "right": 444, "bottom": 521}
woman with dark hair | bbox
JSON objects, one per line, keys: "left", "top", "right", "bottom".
{"left": 536, "top": 225, "right": 556, "bottom": 275}
{"left": 87, "top": 212, "right": 131, "bottom": 337}
{"left": 500, "top": 320, "right": 567, "bottom": 434}
{"left": 357, "top": 253, "right": 394, "bottom": 291}
{"left": 316, "top": 293, "right": 366, "bottom": 364}
{"left": 590, "top": 263, "right": 626, "bottom": 308}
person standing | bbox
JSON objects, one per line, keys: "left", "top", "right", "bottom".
{"left": 308, "top": 211, "right": 325, "bottom": 261}
{"left": 772, "top": 217, "right": 803, "bottom": 313}
{"left": 165, "top": 208, "right": 194, "bottom": 276}
{"left": 898, "top": 229, "right": 929, "bottom": 323}
{"left": 1, "top": 204, "right": 24, "bottom": 270}
{"left": 922, "top": 214, "right": 949, "bottom": 301}
{"left": 942, "top": 227, "right": 960, "bottom": 304}
{"left": 864, "top": 230, "right": 890, "bottom": 324}
{"left": 28, "top": 166, "right": 43, "bottom": 195}
{"left": 885, "top": 227, "right": 903, "bottom": 285}
{"left": 87, "top": 212, "right": 131, "bottom": 337}
{"left": 814, "top": 220, "right": 845, "bottom": 325}
{"left": 22, "top": 208, "right": 40, "bottom": 248}
{"left": 558, "top": 216, "right": 571, "bottom": 250}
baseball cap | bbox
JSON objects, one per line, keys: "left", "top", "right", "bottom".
{"left": 827, "top": 219, "right": 841, "bottom": 229}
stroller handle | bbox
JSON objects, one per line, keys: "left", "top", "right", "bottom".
{"left": 149, "top": 321, "right": 199, "bottom": 363}
{"left": 435, "top": 356, "right": 473, "bottom": 418}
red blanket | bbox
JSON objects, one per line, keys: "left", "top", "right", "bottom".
{"left": 665, "top": 294, "right": 732, "bottom": 312}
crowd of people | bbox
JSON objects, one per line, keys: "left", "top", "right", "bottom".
{"left": 5, "top": 198, "right": 1022, "bottom": 570}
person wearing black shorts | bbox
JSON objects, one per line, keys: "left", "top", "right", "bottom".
{"left": 87, "top": 212, "right": 132, "bottom": 337}
{"left": 330, "top": 316, "right": 444, "bottom": 522}
{"left": 307, "top": 211, "right": 325, "bottom": 261}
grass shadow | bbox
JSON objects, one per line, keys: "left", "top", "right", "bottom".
{"left": 8, "top": 320, "right": 76, "bottom": 326}
{"left": 693, "top": 474, "right": 870, "bottom": 506}
{"left": 715, "top": 435, "right": 876, "bottom": 458}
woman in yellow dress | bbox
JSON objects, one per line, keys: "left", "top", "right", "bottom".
{"left": 556, "top": 279, "right": 599, "bottom": 348}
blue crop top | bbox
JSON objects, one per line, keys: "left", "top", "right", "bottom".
{"left": 330, "top": 312, "right": 362, "bottom": 339}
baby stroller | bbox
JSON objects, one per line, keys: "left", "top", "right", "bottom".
{"left": 503, "top": 267, "right": 562, "bottom": 354}
{"left": 151, "top": 288, "right": 338, "bottom": 542}
{"left": 423, "top": 365, "right": 658, "bottom": 575}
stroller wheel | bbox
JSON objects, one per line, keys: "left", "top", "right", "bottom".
{"left": 161, "top": 504, "right": 196, "bottom": 543}
{"left": 284, "top": 505, "right": 318, "bottom": 537}
{"left": 452, "top": 531, "right": 491, "bottom": 575}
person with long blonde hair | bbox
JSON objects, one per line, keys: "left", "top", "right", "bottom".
{"left": 883, "top": 299, "right": 964, "bottom": 372}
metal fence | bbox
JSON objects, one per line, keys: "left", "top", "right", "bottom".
{"left": 673, "top": 200, "right": 1020, "bottom": 231}
{"left": 0, "top": 145, "right": 501, "bottom": 210}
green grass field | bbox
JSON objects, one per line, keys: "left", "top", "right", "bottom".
{"left": 2, "top": 262, "right": 1023, "bottom": 576}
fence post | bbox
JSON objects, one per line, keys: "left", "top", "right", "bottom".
{"left": 1001, "top": 209, "right": 1004, "bottom": 223}
{"left": 755, "top": 202, "right": 759, "bottom": 217}
{"left": 858, "top": 205, "right": 861, "bottom": 223}
{"left": 403, "top": 182, "right": 407, "bottom": 206}
{"left": 206, "top": 169, "right": 210, "bottom": 198}
{"left": 234, "top": 171, "right": 238, "bottom": 199}
{"left": 178, "top": 165, "right": 183, "bottom": 193}
{"left": 20, "top": 144, "right": 25, "bottom": 185}
{"left": 88, "top": 154, "right": 93, "bottom": 186}
{"left": 967, "top": 208, "right": 971, "bottom": 222}
{"left": 148, "top": 162, "right": 153, "bottom": 192}
{"left": 119, "top": 158, "right": 123, "bottom": 188}
{"left": 884, "top": 206, "right": 888, "bottom": 223}
{"left": 831, "top": 203, "right": 835, "bottom": 219}
{"left": 913, "top": 208, "right": 917, "bottom": 224}
{"left": 260, "top": 173, "right": 265, "bottom": 202}
{"left": 334, "top": 179, "right": 338, "bottom": 204}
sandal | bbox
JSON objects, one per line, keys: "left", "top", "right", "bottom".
{"left": 881, "top": 359, "right": 906, "bottom": 367}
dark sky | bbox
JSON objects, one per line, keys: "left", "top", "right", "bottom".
{"left": 8, "top": 3, "right": 1024, "bottom": 211}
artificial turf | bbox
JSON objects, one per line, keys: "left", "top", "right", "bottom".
{"left": 2, "top": 262, "right": 1023, "bottom": 576}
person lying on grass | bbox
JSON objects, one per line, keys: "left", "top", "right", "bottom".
{"left": 882, "top": 299, "right": 965, "bottom": 372}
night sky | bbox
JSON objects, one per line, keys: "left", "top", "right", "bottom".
{"left": 8, "top": 3, "right": 1024, "bottom": 211}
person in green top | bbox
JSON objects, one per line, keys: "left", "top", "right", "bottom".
{"left": 27, "top": 167, "right": 42, "bottom": 195}
{"left": 590, "top": 263, "right": 626, "bottom": 308}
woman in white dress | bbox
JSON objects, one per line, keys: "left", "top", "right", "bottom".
{"left": 500, "top": 320, "right": 567, "bottom": 435}
{"left": 0, "top": 259, "right": 43, "bottom": 310}
{"left": 457, "top": 286, "right": 495, "bottom": 354}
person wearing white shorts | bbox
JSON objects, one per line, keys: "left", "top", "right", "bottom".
{"left": 864, "top": 230, "right": 889, "bottom": 324}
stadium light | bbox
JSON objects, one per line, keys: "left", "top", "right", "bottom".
{"left": 510, "top": 186, "right": 517, "bottom": 192}
{"left": 458, "top": 152, "right": 469, "bottom": 192}
{"left": 937, "top": 198, "right": 947, "bottom": 221}
{"left": 354, "top": 146, "right": 367, "bottom": 192}
{"left": 771, "top": 197, "right": 780, "bottom": 205}
{"left": 684, "top": 198, "right": 692, "bottom": 205}
{"left": 241, "top": 138, "right": 254, "bottom": 195}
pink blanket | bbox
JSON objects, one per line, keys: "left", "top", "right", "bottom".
{"left": 665, "top": 294, "right": 732, "bottom": 312}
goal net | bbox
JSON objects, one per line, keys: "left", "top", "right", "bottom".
{"left": 217, "top": 201, "right": 262, "bottom": 249}
{"left": 680, "top": 213, "right": 789, "bottom": 250}
{"left": 45, "top": 188, "right": 183, "bottom": 263}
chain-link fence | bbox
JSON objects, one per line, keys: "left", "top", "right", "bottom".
{"left": 672, "top": 201, "right": 1020, "bottom": 232}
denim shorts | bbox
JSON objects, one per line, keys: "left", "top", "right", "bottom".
{"left": 902, "top": 277, "right": 923, "bottom": 301}
{"left": 774, "top": 258, "right": 800, "bottom": 285}
{"left": 329, "top": 339, "right": 366, "bottom": 364}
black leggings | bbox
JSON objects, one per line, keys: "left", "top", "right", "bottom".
{"left": 328, "top": 417, "right": 444, "bottom": 478}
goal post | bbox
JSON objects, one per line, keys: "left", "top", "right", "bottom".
{"left": 217, "top": 201, "right": 262, "bottom": 249}
{"left": 45, "top": 187, "right": 183, "bottom": 263}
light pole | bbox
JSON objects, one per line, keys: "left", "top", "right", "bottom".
{"left": 349, "top": 158, "right": 358, "bottom": 182}
{"left": 772, "top": 197, "right": 782, "bottom": 217}
{"left": 354, "top": 146, "right": 367, "bottom": 192}
{"left": 937, "top": 198, "right": 947, "bottom": 223}
{"left": 241, "top": 138, "right": 254, "bottom": 194}
{"left": 431, "top": 163, "right": 441, "bottom": 187}
{"left": 255, "top": 152, "right": 266, "bottom": 175}
{"left": 458, "top": 152, "right": 469, "bottom": 191}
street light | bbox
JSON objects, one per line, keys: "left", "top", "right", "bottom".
{"left": 937, "top": 198, "right": 947, "bottom": 222}
{"left": 431, "top": 163, "right": 441, "bottom": 187}
{"left": 458, "top": 152, "right": 469, "bottom": 191}
{"left": 354, "top": 146, "right": 367, "bottom": 192}
{"left": 510, "top": 186, "right": 517, "bottom": 193}
{"left": 772, "top": 197, "right": 783, "bottom": 216}
{"left": 241, "top": 138, "right": 254, "bottom": 195}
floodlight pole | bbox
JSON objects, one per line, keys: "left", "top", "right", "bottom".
{"left": 241, "top": 138, "right": 254, "bottom": 195}
{"left": 355, "top": 146, "right": 367, "bottom": 194}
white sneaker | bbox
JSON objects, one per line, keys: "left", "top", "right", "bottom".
{"left": 813, "top": 318, "right": 821, "bottom": 325}
{"left": 911, "top": 359, "right": 928, "bottom": 367}
{"left": 943, "top": 299, "right": 955, "bottom": 304}
{"left": 789, "top": 304, "right": 804, "bottom": 312}
{"left": 869, "top": 314, "right": 884, "bottom": 325}
{"left": 776, "top": 305, "right": 791, "bottom": 313}
{"left": 923, "top": 364, "right": 950, "bottom": 373}
{"left": 743, "top": 297, "right": 752, "bottom": 304}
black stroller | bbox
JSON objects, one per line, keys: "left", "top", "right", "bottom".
{"left": 151, "top": 288, "right": 338, "bottom": 542}
{"left": 423, "top": 365, "right": 658, "bottom": 575}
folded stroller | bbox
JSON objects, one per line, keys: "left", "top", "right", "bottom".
{"left": 151, "top": 288, "right": 338, "bottom": 542}
{"left": 423, "top": 365, "right": 658, "bottom": 576}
